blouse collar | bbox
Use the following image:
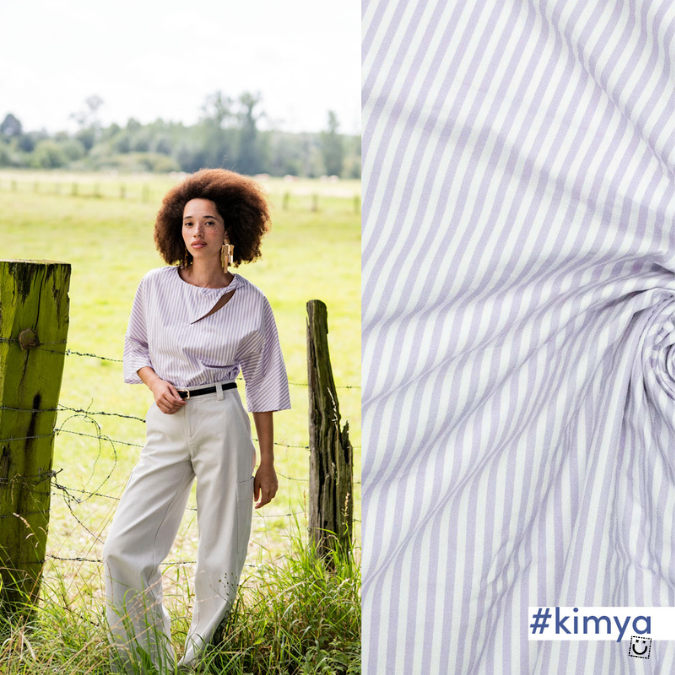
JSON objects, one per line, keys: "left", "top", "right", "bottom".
{"left": 173, "top": 266, "right": 241, "bottom": 323}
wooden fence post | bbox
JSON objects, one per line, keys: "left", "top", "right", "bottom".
{"left": 306, "top": 299, "right": 353, "bottom": 562}
{"left": 0, "top": 260, "right": 70, "bottom": 613}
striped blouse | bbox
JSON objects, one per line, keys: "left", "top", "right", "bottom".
{"left": 123, "top": 265, "right": 291, "bottom": 413}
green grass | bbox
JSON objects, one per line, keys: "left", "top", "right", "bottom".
{"left": 0, "top": 521, "right": 360, "bottom": 674}
{"left": 0, "top": 172, "right": 361, "bottom": 671}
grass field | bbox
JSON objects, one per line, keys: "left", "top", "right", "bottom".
{"left": 0, "top": 170, "right": 361, "bottom": 672}
{"left": 0, "top": 170, "right": 361, "bottom": 211}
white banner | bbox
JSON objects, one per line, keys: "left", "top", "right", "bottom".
{"left": 528, "top": 607, "right": 675, "bottom": 641}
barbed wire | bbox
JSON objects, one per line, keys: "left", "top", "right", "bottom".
{"left": 1, "top": 407, "right": 360, "bottom": 504}
{"left": 0, "top": 424, "right": 360, "bottom": 452}
{"left": 49, "top": 476, "right": 303, "bottom": 520}
{"left": 4, "top": 469, "right": 359, "bottom": 571}
{"left": 2, "top": 331, "right": 361, "bottom": 388}
{"left": 57, "top": 428, "right": 315, "bottom": 450}
{"left": 0, "top": 469, "right": 59, "bottom": 486}
{"left": 0, "top": 432, "right": 360, "bottom": 481}
{"left": 1, "top": 346, "right": 361, "bottom": 570}
{"left": 29, "top": 342, "right": 361, "bottom": 389}
{"left": 5, "top": 473, "right": 323, "bottom": 516}
{"left": 53, "top": 347, "right": 122, "bottom": 361}
{"left": 1, "top": 405, "right": 362, "bottom": 447}
{"left": 56, "top": 427, "right": 142, "bottom": 448}
{"left": 58, "top": 405, "right": 147, "bottom": 422}
{"left": 1, "top": 403, "right": 145, "bottom": 422}
{"left": 277, "top": 471, "right": 308, "bottom": 482}
{"left": 53, "top": 482, "right": 120, "bottom": 502}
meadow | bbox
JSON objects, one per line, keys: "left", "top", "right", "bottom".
{"left": 0, "top": 170, "right": 361, "bottom": 673}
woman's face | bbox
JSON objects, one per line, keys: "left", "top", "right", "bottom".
{"left": 182, "top": 198, "right": 228, "bottom": 263}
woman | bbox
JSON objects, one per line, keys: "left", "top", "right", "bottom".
{"left": 102, "top": 169, "right": 291, "bottom": 673}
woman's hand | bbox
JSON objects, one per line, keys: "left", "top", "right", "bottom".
{"left": 151, "top": 379, "right": 187, "bottom": 414}
{"left": 137, "top": 367, "right": 187, "bottom": 414}
{"left": 251, "top": 411, "right": 276, "bottom": 508}
{"left": 254, "top": 461, "right": 278, "bottom": 509}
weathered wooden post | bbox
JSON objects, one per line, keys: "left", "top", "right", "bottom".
{"left": 0, "top": 260, "right": 70, "bottom": 613}
{"left": 306, "top": 300, "right": 353, "bottom": 563}
{"left": 311, "top": 193, "right": 319, "bottom": 212}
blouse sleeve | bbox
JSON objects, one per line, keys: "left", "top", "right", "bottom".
{"left": 239, "top": 297, "right": 292, "bottom": 413}
{"left": 123, "top": 275, "right": 154, "bottom": 384}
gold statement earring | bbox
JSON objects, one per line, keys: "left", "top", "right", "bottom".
{"left": 183, "top": 247, "right": 190, "bottom": 267}
{"left": 221, "top": 242, "right": 234, "bottom": 271}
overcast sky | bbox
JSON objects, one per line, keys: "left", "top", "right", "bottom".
{"left": 0, "top": 0, "right": 360, "bottom": 135}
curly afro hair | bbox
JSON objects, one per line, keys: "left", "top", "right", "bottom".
{"left": 154, "top": 169, "right": 271, "bottom": 267}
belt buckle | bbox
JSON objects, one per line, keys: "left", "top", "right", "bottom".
{"left": 178, "top": 388, "right": 190, "bottom": 400}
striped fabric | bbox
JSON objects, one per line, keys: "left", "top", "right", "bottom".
{"left": 362, "top": 0, "right": 675, "bottom": 672}
{"left": 123, "top": 266, "right": 291, "bottom": 413}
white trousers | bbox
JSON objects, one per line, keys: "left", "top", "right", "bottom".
{"left": 102, "top": 381, "right": 256, "bottom": 673}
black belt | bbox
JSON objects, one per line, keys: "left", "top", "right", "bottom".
{"left": 177, "top": 382, "right": 237, "bottom": 399}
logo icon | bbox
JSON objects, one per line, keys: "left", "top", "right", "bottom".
{"left": 629, "top": 635, "right": 651, "bottom": 659}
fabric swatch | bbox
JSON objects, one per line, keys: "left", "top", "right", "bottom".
{"left": 362, "top": 0, "right": 675, "bottom": 671}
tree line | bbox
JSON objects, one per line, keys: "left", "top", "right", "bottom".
{"left": 0, "top": 93, "right": 361, "bottom": 178}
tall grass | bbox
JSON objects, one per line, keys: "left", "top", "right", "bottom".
{"left": 0, "top": 521, "right": 360, "bottom": 674}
